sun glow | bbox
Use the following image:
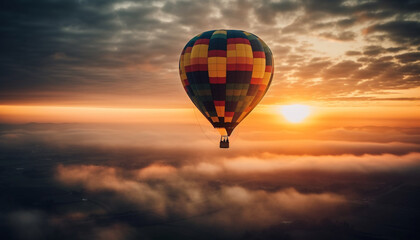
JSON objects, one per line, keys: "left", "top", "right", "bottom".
{"left": 279, "top": 104, "right": 311, "bottom": 123}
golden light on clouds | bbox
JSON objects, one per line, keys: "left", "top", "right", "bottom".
{"left": 1, "top": 0, "right": 420, "bottom": 239}
{"left": 0, "top": 105, "right": 193, "bottom": 124}
{"left": 279, "top": 104, "right": 311, "bottom": 123}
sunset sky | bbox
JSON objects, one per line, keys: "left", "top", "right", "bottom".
{"left": 1, "top": 0, "right": 420, "bottom": 108}
{"left": 1, "top": 1, "right": 420, "bottom": 240}
{"left": 1, "top": 0, "right": 420, "bottom": 133}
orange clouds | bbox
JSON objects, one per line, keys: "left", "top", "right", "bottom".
{"left": 2, "top": 120, "right": 420, "bottom": 239}
{"left": 219, "top": 153, "right": 420, "bottom": 174}
{"left": 137, "top": 164, "right": 177, "bottom": 180}
{"left": 56, "top": 162, "right": 347, "bottom": 229}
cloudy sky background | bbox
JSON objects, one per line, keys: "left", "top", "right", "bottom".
{"left": 1, "top": 0, "right": 420, "bottom": 107}
{"left": 1, "top": 0, "right": 420, "bottom": 239}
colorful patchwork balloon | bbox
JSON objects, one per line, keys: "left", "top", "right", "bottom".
{"left": 179, "top": 30, "right": 274, "bottom": 148}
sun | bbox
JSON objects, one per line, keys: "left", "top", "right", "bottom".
{"left": 279, "top": 104, "right": 311, "bottom": 123}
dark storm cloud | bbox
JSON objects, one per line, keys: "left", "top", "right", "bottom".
{"left": 293, "top": 59, "right": 332, "bottom": 79}
{"left": 162, "top": 0, "right": 214, "bottom": 27}
{"left": 301, "top": 0, "right": 351, "bottom": 15}
{"left": 318, "top": 31, "right": 356, "bottom": 41}
{"left": 386, "top": 46, "right": 407, "bottom": 53}
{"left": 345, "top": 51, "right": 362, "bottom": 56}
{"left": 352, "top": 59, "right": 396, "bottom": 80}
{"left": 322, "top": 60, "right": 362, "bottom": 79}
{"left": 254, "top": 0, "right": 301, "bottom": 24}
{"left": 395, "top": 52, "right": 420, "bottom": 63}
{"left": 302, "top": 0, "right": 420, "bottom": 17}
{"left": 282, "top": 0, "right": 418, "bottom": 35}
{"left": 336, "top": 18, "right": 357, "bottom": 28}
{"left": 0, "top": 0, "right": 188, "bottom": 103}
{"left": 364, "top": 20, "right": 420, "bottom": 46}
{"left": 362, "top": 45, "right": 386, "bottom": 56}
{"left": 355, "top": 57, "right": 419, "bottom": 80}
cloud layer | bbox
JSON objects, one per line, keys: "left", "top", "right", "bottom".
{"left": 1, "top": 122, "right": 420, "bottom": 239}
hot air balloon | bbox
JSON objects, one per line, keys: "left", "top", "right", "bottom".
{"left": 179, "top": 30, "right": 274, "bottom": 148}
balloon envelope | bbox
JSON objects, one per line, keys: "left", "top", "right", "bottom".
{"left": 179, "top": 30, "right": 274, "bottom": 136}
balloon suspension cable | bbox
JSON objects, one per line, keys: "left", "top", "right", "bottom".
{"left": 192, "top": 106, "right": 214, "bottom": 144}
